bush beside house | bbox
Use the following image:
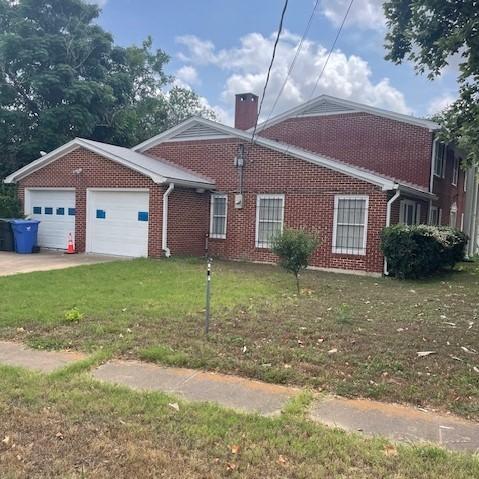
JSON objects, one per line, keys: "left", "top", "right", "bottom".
{"left": 0, "top": 185, "right": 22, "bottom": 218}
{"left": 381, "top": 224, "right": 467, "bottom": 279}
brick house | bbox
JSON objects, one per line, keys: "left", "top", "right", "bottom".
{"left": 5, "top": 93, "right": 479, "bottom": 275}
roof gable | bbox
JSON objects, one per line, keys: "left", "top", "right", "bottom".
{"left": 4, "top": 138, "right": 215, "bottom": 188}
{"left": 254, "top": 94, "right": 440, "bottom": 132}
{"left": 134, "top": 117, "right": 401, "bottom": 191}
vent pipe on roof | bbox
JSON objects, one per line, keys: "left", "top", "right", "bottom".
{"left": 162, "top": 182, "right": 175, "bottom": 257}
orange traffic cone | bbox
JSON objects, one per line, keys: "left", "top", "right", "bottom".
{"left": 65, "top": 233, "right": 76, "bottom": 254}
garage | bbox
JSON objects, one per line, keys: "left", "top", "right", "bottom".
{"left": 86, "top": 189, "right": 149, "bottom": 257}
{"left": 25, "top": 189, "right": 76, "bottom": 250}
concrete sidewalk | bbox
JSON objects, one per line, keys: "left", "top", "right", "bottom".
{"left": 0, "top": 340, "right": 478, "bottom": 452}
{"left": 0, "top": 341, "right": 85, "bottom": 373}
{"left": 310, "top": 397, "right": 479, "bottom": 453}
{"left": 93, "top": 360, "right": 299, "bottom": 416}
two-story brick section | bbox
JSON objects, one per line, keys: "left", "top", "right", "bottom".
{"left": 5, "top": 93, "right": 479, "bottom": 275}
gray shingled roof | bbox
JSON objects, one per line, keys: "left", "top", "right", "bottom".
{"left": 80, "top": 139, "right": 215, "bottom": 187}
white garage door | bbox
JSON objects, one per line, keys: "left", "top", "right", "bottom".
{"left": 27, "top": 189, "right": 76, "bottom": 249}
{"left": 87, "top": 190, "right": 149, "bottom": 257}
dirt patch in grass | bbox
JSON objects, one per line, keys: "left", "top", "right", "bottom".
{"left": 1, "top": 258, "right": 478, "bottom": 420}
{"left": 0, "top": 368, "right": 477, "bottom": 478}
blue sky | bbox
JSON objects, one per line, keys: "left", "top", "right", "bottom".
{"left": 93, "top": 0, "right": 459, "bottom": 125}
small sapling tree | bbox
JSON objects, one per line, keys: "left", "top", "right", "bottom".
{"left": 271, "top": 228, "right": 320, "bottom": 294}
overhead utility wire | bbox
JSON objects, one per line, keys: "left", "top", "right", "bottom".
{"left": 263, "top": 0, "right": 320, "bottom": 126}
{"left": 249, "top": 0, "right": 289, "bottom": 147}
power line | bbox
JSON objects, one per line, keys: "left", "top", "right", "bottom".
{"left": 249, "top": 0, "right": 289, "bottom": 146}
{"left": 264, "top": 0, "right": 320, "bottom": 126}
{"left": 309, "top": 0, "right": 355, "bottom": 100}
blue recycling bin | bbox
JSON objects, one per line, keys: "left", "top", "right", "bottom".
{"left": 9, "top": 219, "right": 40, "bottom": 254}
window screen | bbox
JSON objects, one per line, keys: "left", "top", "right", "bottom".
{"left": 256, "top": 195, "right": 284, "bottom": 248}
{"left": 333, "top": 196, "right": 368, "bottom": 255}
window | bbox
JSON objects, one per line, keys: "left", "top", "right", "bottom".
{"left": 96, "top": 209, "right": 106, "bottom": 219}
{"left": 255, "top": 194, "right": 284, "bottom": 248}
{"left": 56, "top": 208, "right": 65, "bottom": 215}
{"left": 400, "top": 200, "right": 421, "bottom": 225}
{"left": 429, "top": 206, "right": 439, "bottom": 225}
{"left": 434, "top": 142, "right": 446, "bottom": 178}
{"left": 68, "top": 208, "right": 76, "bottom": 216}
{"left": 210, "top": 194, "right": 227, "bottom": 239}
{"left": 33, "top": 206, "right": 41, "bottom": 214}
{"left": 452, "top": 157, "right": 459, "bottom": 186}
{"left": 44, "top": 207, "right": 53, "bottom": 215}
{"left": 449, "top": 203, "right": 457, "bottom": 228}
{"left": 332, "top": 196, "right": 369, "bottom": 255}
{"left": 137, "top": 211, "right": 148, "bottom": 222}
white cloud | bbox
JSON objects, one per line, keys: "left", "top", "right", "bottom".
{"left": 321, "top": 0, "right": 386, "bottom": 31}
{"left": 175, "top": 65, "right": 200, "bottom": 86}
{"left": 176, "top": 31, "right": 411, "bottom": 124}
{"left": 427, "top": 94, "right": 457, "bottom": 115}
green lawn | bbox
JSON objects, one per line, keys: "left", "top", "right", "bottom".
{"left": 1, "top": 257, "right": 478, "bottom": 419}
{"left": 0, "top": 366, "right": 477, "bottom": 478}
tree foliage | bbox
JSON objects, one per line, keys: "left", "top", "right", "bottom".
{"left": 384, "top": 0, "right": 479, "bottom": 167}
{"left": 0, "top": 0, "right": 215, "bottom": 179}
{"left": 271, "top": 228, "right": 320, "bottom": 293}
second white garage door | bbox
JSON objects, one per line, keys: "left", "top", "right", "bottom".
{"left": 87, "top": 190, "right": 149, "bottom": 257}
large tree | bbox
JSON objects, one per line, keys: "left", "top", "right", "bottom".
{"left": 384, "top": 0, "right": 479, "bottom": 167}
{"left": 0, "top": 0, "right": 214, "bottom": 179}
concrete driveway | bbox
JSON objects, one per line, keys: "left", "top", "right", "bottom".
{"left": 0, "top": 250, "right": 124, "bottom": 277}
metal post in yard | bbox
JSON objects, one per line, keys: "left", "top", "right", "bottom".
{"left": 205, "top": 258, "right": 212, "bottom": 336}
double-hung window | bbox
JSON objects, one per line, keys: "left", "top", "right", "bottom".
{"left": 256, "top": 194, "right": 284, "bottom": 248}
{"left": 400, "top": 199, "right": 421, "bottom": 225}
{"left": 434, "top": 142, "right": 446, "bottom": 178}
{"left": 429, "top": 206, "right": 440, "bottom": 225}
{"left": 452, "top": 157, "right": 459, "bottom": 186}
{"left": 333, "top": 195, "right": 369, "bottom": 255}
{"left": 210, "top": 194, "right": 227, "bottom": 239}
{"left": 449, "top": 203, "right": 457, "bottom": 228}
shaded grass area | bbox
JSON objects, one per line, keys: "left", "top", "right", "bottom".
{"left": 0, "top": 366, "right": 477, "bottom": 478}
{"left": 1, "top": 257, "right": 478, "bottom": 419}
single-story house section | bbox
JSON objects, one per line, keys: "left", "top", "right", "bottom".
{"left": 5, "top": 93, "right": 478, "bottom": 275}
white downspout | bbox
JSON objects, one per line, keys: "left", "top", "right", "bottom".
{"left": 384, "top": 187, "right": 401, "bottom": 276}
{"left": 162, "top": 183, "right": 175, "bottom": 257}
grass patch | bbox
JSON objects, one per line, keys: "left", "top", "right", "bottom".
{"left": 1, "top": 257, "right": 478, "bottom": 419}
{"left": 0, "top": 366, "right": 477, "bottom": 478}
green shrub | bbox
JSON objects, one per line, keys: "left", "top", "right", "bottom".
{"left": 0, "top": 185, "right": 22, "bottom": 218}
{"left": 271, "top": 228, "right": 320, "bottom": 293}
{"left": 381, "top": 224, "right": 468, "bottom": 279}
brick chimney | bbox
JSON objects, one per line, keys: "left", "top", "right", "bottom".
{"left": 234, "top": 93, "right": 259, "bottom": 130}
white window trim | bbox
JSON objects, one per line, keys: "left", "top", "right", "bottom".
{"left": 452, "top": 157, "right": 459, "bottom": 186}
{"left": 434, "top": 143, "right": 446, "bottom": 178}
{"left": 332, "top": 195, "right": 369, "bottom": 256}
{"left": 449, "top": 203, "right": 458, "bottom": 228}
{"left": 399, "top": 199, "right": 421, "bottom": 225}
{"left": 209, "top": 194, "right": 228, "bottom": 239}
{"left": 429, "top": 205, "right": 439, "bottom": 225}
{"left": 255, "top": 194, "right": 285, "bottom": 249}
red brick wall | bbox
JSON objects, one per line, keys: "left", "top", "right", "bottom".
{"left": 167, "top": 186, "right": 209, "bottom": 256}
{"left": 260, "top": 113, "right": 434, "bottom": 189}
{"left": 17, "top": 147, "right": 164, "bottom": 256}
{"left": 432, "top": 148, "right": 467, "bottom": 228}
{"left": 146, "top": 139, "right": 388, "bottom": 273}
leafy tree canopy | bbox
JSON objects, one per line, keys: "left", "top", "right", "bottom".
{"left": 384, "top": 0, "right": 479, "bottom": 167}
{"left": 0, "top": 0, "right": 214, "bottom": 179}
